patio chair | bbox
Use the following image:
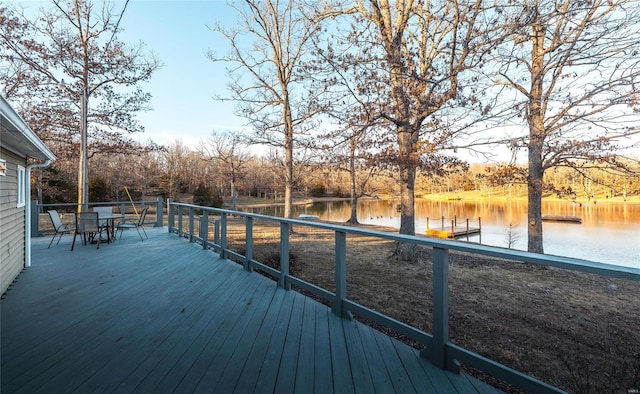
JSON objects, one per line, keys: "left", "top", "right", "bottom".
{"left": 93, "top": 206, "right": 116, "bottom": 242}
{"left": 92, "top": 206, "right": 112, "bottom": 229}
{"left": 71, "top": 211, "right": 103, "bottom": 251}
{"left": 47, "top": 210, "right": 75, "bottom": 248}
{"left": 117, "top": 206, "right": 149, "bottom": 241}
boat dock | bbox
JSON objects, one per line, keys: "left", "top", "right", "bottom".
{"left": 426, "top": 216, "right": 481, "bottom": 241}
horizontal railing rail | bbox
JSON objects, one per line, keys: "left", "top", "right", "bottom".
{"left": 166, "top": 199, "right": 640, "bottom": 394}
{"left": 31, "top": 197, "right": 164, "bottom": 237}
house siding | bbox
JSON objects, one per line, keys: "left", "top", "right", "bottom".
{"left": 0, "top": 148, "right": 26, "bottom": 295}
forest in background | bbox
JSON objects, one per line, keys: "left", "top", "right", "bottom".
{"left": 30, "top": 138, "right": 640, "bottom": 207}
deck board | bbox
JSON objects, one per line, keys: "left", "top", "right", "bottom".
{"left": 252, "top": 288, "right": 297, "bottom": 393}
{"left": 327, "top": 312, "right": 355, "bottom": 393}
{"left": 273, "top": 293, "right": 305, "bottom": 394}
{"left": 1, "top": 227, "right": 502, "bottom": 394}
{"left": 294, "top": 296, "right": 316, "bottom": 393}
{"left": 232, "top": 286, "right": 289, "bottom": 393}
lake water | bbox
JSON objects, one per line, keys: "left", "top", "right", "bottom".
{"left": 245, "top": 199, "right": 640, "bottom": 269}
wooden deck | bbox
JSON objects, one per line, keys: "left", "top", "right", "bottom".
{"left": 2, "top": 227, "right": 501, "bottom": 393}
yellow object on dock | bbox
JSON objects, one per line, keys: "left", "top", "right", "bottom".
{"left": 426, "top": 216, "right": 481, "bottom": 240}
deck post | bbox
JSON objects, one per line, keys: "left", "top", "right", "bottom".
{"left": 245, "top": 217, "right": 253, "bottom": 272}
{"left": 178, "top": 206, "right": 183, "bottom": 237}
{"left": 220, "top": 213, "right": 227, "bottom": 259}
{"left": 423, "top": 247, "right": 457, "bottom": 372}
{"left": 167, "top": 199, "right": 174, "bottom": 233}
{"left": 188, "top": 207, "right": 195, "bottom": 243}
{"left": 332, "top": 230, "right": 351, "bottom": 319}
{"left": 200, "top": 210, "right": 208, "bottom": 249}
{"left": 214, "top": 219, "right": 220, "bottom": 252}
{"left": 279, "top": 222, "right": 291, "bottom": 290}
{"left": 119, "top": 202, "right": 126, "bottom": 223}
{"left": 156, "top": 197, "right": 163, "bottom": 227}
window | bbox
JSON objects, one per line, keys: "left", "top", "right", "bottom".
{"left": 0, "top": 159, "right": 6, "bottom": 176}
{"left": 17, "top": 165, "right": 25, "bottom": 208}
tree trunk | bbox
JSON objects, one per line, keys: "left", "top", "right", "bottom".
{"left": 348, "top": 138, "right": 359, "bottom": 224}
{"left": 231, "top": 179, "right": 237, "bottom": 211}
{"left": 398, "top": 126, "right": 416, "bottom": 236}
{"left": 398, "top": 165, "right": 416, "bottom": 236}
{"left": 283, "top": 100, "right": 294, "bottom": 220}
{"left": 349, "top": 195, "right": 359, "bottom": 223}
{"left": 527, "top": 137, "right": 544, "bottom": 254}
{"left": 395, "top": 124, "right": 418, "bottom": 259}
{"left": 527, "top": 14, "right": 546, "bottom": 254}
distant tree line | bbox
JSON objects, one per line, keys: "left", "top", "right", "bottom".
{"left": 27, "top": 137, "right": 640, "bottom": 210}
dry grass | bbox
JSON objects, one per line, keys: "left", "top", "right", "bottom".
{"left": 221, "top": 217, "right": 640, "bottom": 394}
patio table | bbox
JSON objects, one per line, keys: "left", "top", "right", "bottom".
{"left": 97, "top": 215, "right": 119, "bottom": 243}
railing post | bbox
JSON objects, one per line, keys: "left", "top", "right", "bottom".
{"left": 200, "top": 210, "right": 209, "bottom": 249}
{"left": 214, "top": 219, "right": 220, "bottom": 252}
{"left": 167, "top": 199, "right": 174, "bottom": 233}
{"left": 278, "top": 222, "right": 290, "bottom": 290}
{"left": 120, "top": 202, "right": 126, "bottom": 223}
{"left": 30, "top": 201, "right": 40, "bottom": 237}
{"left": 220, "top": 213, "right": 227, "bottom": 259}
{"left": 188, "top": 207, "right": 195, "bottom": 242}
{"left": 156, "top": 197, "right": 163, "bottom": 227}
{"left": 422, "top": 247, "right": 457, "bottom": 372}
{"left": 177, "top": 206, "right": 183, "bottom": 237}
{"left": 332, "top": 230, "right": 350, "bottom": 319}
{"left": 245, "top": 217, "right": 253, "bottom": 272}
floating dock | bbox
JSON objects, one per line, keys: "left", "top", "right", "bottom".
{"left": 541, "top": 215, "right": 582, "bottom": 223}
{"left": 426, "top": 216, "right": 481, "bottom": 241}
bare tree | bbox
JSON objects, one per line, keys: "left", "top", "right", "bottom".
{"left": 200, "top": 130, "right": 251, "bottom": 210}
{"left": 492, "top": 0, "right": 640, "bottom": 253}
{"left": 0, "top": 0, "right": 160, "bottom": 208}
{"left": 208, "top": 0, "right": 323, "bottom": 219}
{"left": 159, "top": 140, "right": 191, "bottom": 200}
{"left": 321, "top": 0, "right": 499, "bottom": 258}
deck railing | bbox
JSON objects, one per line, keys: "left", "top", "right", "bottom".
{"left": 167, "top": 200, "right": 640, "bottom": 394}
{"left": 30, "top": 198, "right": 164, "bottom": 237}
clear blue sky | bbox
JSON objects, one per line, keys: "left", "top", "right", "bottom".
{"left": 117, "top": 1, "right": 246, "bottom": 148}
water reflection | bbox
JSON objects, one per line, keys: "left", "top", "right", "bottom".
{"left": 241, "top": 199, "right": 640, "bottom": 268}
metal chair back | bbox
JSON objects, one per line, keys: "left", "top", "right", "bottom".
{"left": 76, "top": 212, "right": 100, "bottom": 234}
{"left": 47, "top": 210, "right": 75, "bottom": 248}
{"left": 93, "top": 206, "right": 112, "bottom": 227}
{"left": 137, "top": 206, "right": 149, "bottom": 226}
{"left": 48, "top": 210, "right": 64, "bottom": 231}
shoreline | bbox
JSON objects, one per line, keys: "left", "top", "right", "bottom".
{"left": 227, "top": 193, "right": 640, "bottom": 209}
